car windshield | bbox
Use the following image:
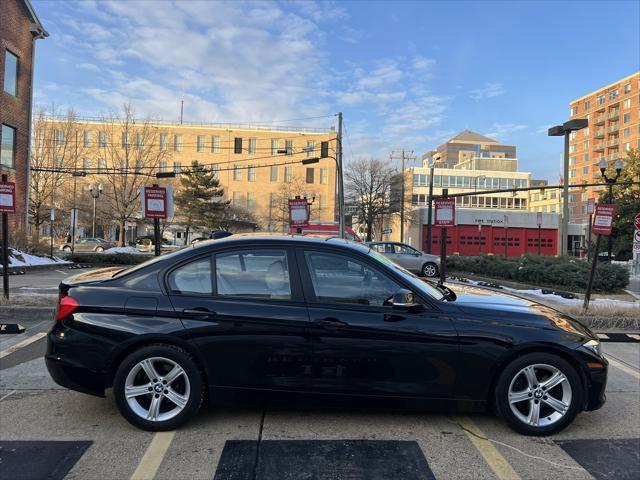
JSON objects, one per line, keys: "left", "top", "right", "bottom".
{"left": 367, "top": 249, "right": 445, "bottom": 301}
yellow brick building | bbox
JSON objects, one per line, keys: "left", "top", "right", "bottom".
{"left": 44, "top": 118, "right": 338, "bottom": 237}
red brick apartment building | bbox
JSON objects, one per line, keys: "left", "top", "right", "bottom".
{"left": 0, "top": 0, "right": 47, "bottom": 230}
{"left": 568, "top": 72, "right": 640, "bottom": 223}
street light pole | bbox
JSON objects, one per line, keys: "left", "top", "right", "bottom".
{"left": 89, "top": 184, "right": 102, "bottom": 238}
{"left": 337, "top": 112, "right": 345, "bottom": 239}
{"left": 426, "top": 164, "right": 434, "bottom": 253}
{"left": 599, "top": 157, "right": 623, "bottom": 262}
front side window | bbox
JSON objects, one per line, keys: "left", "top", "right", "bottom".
{"left": 216, "top": 250, "right": 291, "bottom": 300}
{"left": 1, "top": 124, "right": 16, "bottom": 167}
{"left": 304, "top": 251, "right": 399, "bottom": 306}
{"left": 168, "top": 257, "right": 213, "bottom": 295}
{"left": 3, "top": 50, "right": 18, "bottom": 96}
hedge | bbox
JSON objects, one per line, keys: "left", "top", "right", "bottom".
{"left": 446, "top": 254, "right": 629, "bottom": 293}
{"left": 68, "top": 253, "right": 149, "bottom": 265}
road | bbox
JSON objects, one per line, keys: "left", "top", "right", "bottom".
{"left": 1, "top": 316, "right": 639, "bottom": 480}
{"left": 7, "top": 268, "right": 77, "bottom": 296}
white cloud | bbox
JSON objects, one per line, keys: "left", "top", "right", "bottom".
{"left": 484, "top": 123, "right": 528, "bottom": 140}
{"left": 358, "top": 62, "right": 404, "bottom": 89}
{"left": 468, "top": 82, "right": 506, "bottom": 100}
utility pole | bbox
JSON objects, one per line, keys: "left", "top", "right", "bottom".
{"left": 337, "top": 112, "right": 344, "bottom": 238}
{"left": 180, "top": 99, "right": 184, "bottom": 125}
{"left": 71, "top": 131, "right": 78, "bottom": 254}
{"left": 390, "top": 149, "right": 415, "bottom": 243}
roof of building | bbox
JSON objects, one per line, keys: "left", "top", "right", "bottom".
{"left": 21, "top": 0, "right": 49, "bottom": 38}
{"left": 447, "top": 130, "right": 499, "bottom": 145}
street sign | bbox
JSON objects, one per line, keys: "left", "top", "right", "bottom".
{"left": 634, "top": 213, "right": 640, "bottom": 230}
{"left": 536, "top": 212, "right": 542, "bottom": 227}
{"left": 587, "top": 198, "right": 595, "bottom": 215}
{"left": 633, "top": 229, "right": 640, "bottom": 254}
{"left": 592, "top": 204, "right": 615, "bottom": 236}
{"left": 434, "top": 198, "right": 455, "bottom": 226}
{"left": 0, "top": 182, "right": 16, "bottom": 214}
{"left": 143, "top": 186, "right": 168, "bottom": 219}
{"left": 382, "top": 228, "right": 392, "bottom": 235}
{"left": 288, "top": 198, "right": 309, "bottom": 228}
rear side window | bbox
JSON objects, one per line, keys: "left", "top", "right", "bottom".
{"left": 168, "top": 257, "right": 212, "bottom": 295}
{"left": 215, "top": 249, "right": 291, "bottom": 300}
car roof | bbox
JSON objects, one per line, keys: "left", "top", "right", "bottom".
{"left": 194, "top": 233, "right": 368, "bottom": 251}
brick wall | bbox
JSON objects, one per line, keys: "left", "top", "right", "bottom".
{"left": 0, "top": 0, "right": 36, "bottom": 233}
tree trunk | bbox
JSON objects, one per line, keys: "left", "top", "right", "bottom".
{"left": 119, "top": 219, "right": 126, "bottom": 246}
{"left": 184, "top": 225, "right": 190, "bottom": 246}
{"left": 366, "top": 220, "right": 373, "bottom": 242}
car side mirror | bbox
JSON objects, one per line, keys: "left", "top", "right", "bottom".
{"left": 390, "top": 289, "right": 423, "bottom": 312}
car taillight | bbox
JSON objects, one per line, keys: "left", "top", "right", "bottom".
{"left": 56, "top": 294, "right": 79, "bottom": 321}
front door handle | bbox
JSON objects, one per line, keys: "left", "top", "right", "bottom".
{"left": 182, "top": 308, "right": 216, "bottom": 319}
{"left": 315, "top": 317, "right": 347, "bottom": 328}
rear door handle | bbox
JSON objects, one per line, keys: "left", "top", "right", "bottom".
{"left": 315, "top": 317, "right": 347, "bottom": 328}
{"left": 182, "top": 308, "right": 216, "bottom": 319}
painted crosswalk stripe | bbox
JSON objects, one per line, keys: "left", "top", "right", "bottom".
{"left": 130, "top": 431, "right": 175, "bottom": 480}
{"left": 607, "top": 357, "right": 640, "bottom": 380}
{"left": 596, "top": 333, "right": 609, "bottom": 340}
{"left": 627, "top": 334, "right": 640, "bottom": 341}
{"left": 455, "top": 416, "right": 521, "bottom": 480}
{"left": 0, "top": 332, "right": 47, "bottom": 359}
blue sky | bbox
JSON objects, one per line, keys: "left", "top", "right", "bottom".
{"left": 33, "top": 0, "right": 639, "bottom": 181}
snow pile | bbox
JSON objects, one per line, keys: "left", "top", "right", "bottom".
{"left": 7, "top": 248, "right": 71, "bottom": 267}
{"left": 102, "top": 246, "right": 146, "bottom": 255}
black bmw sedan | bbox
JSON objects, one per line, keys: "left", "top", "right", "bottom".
{"left": 45, "top": 235, "right": 607, "bottom": 435}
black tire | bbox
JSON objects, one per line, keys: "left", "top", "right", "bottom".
{"left": 113, "top": 344, "right": 204, "bottom": 431}
{"left": 422, "top": 262, "right": 439, "bottom": 277}
{"left": 495, "top": 352, "right": 583, "bottom": 436}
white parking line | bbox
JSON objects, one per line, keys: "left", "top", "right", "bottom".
{"left": 0, "top": 390, "right": 17, "bottom": 402}
{"left": 607, "top": 356, "right": 640, "bottom": 380}
{"left": 627, "top": 334, "right": 640, "bottom": 341}
{"left": 596, "top": 333, "right": 609, "bottom": 340}
{"left": 130, "top": 431, "right": 176, "bottom": 480}
{"left": 0, "top": 332, "right": 47, "bottom": 359}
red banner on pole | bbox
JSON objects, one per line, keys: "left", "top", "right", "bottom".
{"left": 288, "top": 198, "right": 309, "bottom": 228}
{"left": 434, "top": 198, "right": 455, "bottom": 226}
{"left": 592, "top": 204, "right": 615, "bottom": 236}
{"left": 634, "top": 213, "right": 640, "bottom": 230}
{"left": 0, "top": 182, "right": 16, "bottom": 214}
{"left": 144, "top": 186, "right": 168, "bottom": 219}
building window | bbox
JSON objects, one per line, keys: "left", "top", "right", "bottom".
{"left": 233, "top": 164, "right": 241, "bottom": 181}
{"left": 211, "top": 135, "right": 220, "bottom": 153}
{"left": 582, "top": 167, "right": 589, "bottom": 175}
{"left": 160, "top": 133, "right": 167, "bottom": 151}
{"left": 248, "top": 165, "right": 256, "bottom": 182}
{"left": 83, "top": 131, "right": 92, "bottom": 148}
{"left": 55, "top": 129, "right": 65, "bottom": 146}
{"left": 98, "top": 158, "right": 106, "bottom": 173}
{"left": 597, "top": 94, "right": 605, "bottom": 105}
{"left": 234, "top": 137, "right": 243, "bottom": 154}
{"left": 319, "top": 194, "right": 327, "bottom": 210}
{"left": 285, "top": 139, "right": 293, "bottom": 155}
{"left": 174, "top": 134, "right": 183, "bottom": 152}
{"left": 271, "top": 139, "right": 279, "bottom": 155}
{"left": 624, "top": 83, "right": 631, "bottom": 94}
{"left": 248, "top": 137, "right": 256, "bottom": 154}
{"left": 247, "top": 192, "right": 255, "bottom": 210}
{"left": 570, "top": 106, "right": 578, "bottom": 116}
{"left": 570, "top": 169, "right": 576, "bottom": 178}
{"left": 232, "top": 191, "right": 243, "bottom": 208}
{"left": 173, "top": 162, "right": 182, "bottom": 174}
{"left": 270, "top": 166, "right": 278, "bottom": 182}
{"left": 306, "top": 140, "right": 315, "bottom": 157}
{"left": 608, "top": 89, "right": 619, "bottom": 101}
{"left": 98, "top": 131, "right": 107, "bottom": 148}
{"left": 82, "top": 158, "right": 91, "bottom": 173}
{"left": 136, "top": 132, "right": 144, "bottom": 150}
{"left": 623, "top": 112, "right": 631, "bottom": 123}
{"left": 306, "top": 167, "right": 314, "bottom": 184}
{"left": 1, "top": 124, "right": 16, "bottom": 167}
{"left": 569, "top": 156, "right": 576, "bottom": 165}
{"left": 159, "top": 161, "right": 167, "bottom": 173}
{"left": 284, "top": 166, "right": 292, "bottom": 182}
{"left": 197, "top": 135, "right": 205, "bottom": 152}
{"left": 584, "top": 100, "right": 590, "bottom": 111}
{"left": 623, "top": 127, "right": 630, "bottom": 138}
{"left": 569, "top": 143, "right": 576, "bottom": 153}
{"left": 623, "top": 99, "right": 631, "bottom": 109}
{"left": 3, "top": 50, "right": 18, "bottom": 96}
{"left": 623, "top": 142, "right": 631, "bottom": 152}
{"left": 320, "top": 167, "right": 328, "bottom": 185}
{"left": 583, "top": 154, "right": 589, "bottom": 163}
{"left": 121, "top": 132, "right": 129, "bottom": 148}
{"left": 583, "top": 140, "right": 589, "bottom": 150}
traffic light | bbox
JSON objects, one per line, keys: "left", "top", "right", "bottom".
{"left": 320, "top": 141, "right": 329, "bottom": 158}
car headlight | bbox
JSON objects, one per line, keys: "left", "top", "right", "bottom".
{"left": 583, "top": 339, "right": 602, "bottom": 356}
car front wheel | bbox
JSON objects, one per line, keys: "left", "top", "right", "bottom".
{"left": 422, "top": 262, "right": 438, "bottom": 277}
{"left": 495, "top": 352, "right": 582, "bottom": 436}
{"left": 113, "top": 344, "right": 204, "bottom": 431}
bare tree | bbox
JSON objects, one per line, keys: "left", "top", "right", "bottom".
{"left": 345, "top": 158, "right": 395, "bottom": 241}
{"left": 264, "top": 177, "right": 308, "bottom": 232}
{"left": 29, "top": 107, "right": 90, "bottom": 244}
{"left": 98, "top": 105, "right": 172, "bottom": 246}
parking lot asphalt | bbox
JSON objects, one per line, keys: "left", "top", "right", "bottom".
{"left": 1, "top": 316, "right": 639, "bottom": 480}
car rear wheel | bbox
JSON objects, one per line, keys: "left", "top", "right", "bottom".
{"left": 495, "top": 352, "right": 582, "bottom": 436}
{"left": 63, "top": 245, "right": 72, "bottom": 252}
{"left": 113, "top": 345, "right": 204, "bottom": 431}
{"left": 422, "top": 262, "right": 438, "bottom": 277}
{"left": 95, "top": 246, "right": 104, "bottom": 252}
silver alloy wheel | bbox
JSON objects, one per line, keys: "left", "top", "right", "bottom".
{"left": 124, "top": 356, "right": 190, "bottom": 422}
{"left": 508, "top": 363, "right": 572, "bottom": 428}
{"left": 423, "top": 263, "right": 437, "bottom": 277}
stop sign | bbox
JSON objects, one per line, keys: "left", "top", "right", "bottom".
{"left": 635, "top": 213, "right": 640, "bottom": 229}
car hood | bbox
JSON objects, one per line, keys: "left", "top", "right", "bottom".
{"left": 446, "top": 283, "right": 594, "bottom": 338}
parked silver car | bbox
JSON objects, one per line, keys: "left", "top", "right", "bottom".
{"left": 59, "top": 237, "right": 115, "bottom": 253}
{"left": 367, "top": 241, "right": 440, "bottom": 277}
